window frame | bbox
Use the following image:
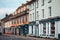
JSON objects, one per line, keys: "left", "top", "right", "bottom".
{"left": 41, "top": 0, "right": 44, "bottom": 6}
{"left": 42, "top": 9, "right": 44, "bottom": 18}
{"left": 48, "top": 0, "right": 52, "bottom": 3}
{"left": 49, "top": 7, "right": 52, "bottom": 16}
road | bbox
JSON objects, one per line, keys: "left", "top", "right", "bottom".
{"left": 0, "top": 35, "right": 57, "bottom": 40}
{"left": 0, "top": 35, "right": 31, "bottom": 40}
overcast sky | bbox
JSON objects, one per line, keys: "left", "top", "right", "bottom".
{"left": 0, "top": 0, "right": 27, "bottom": 19}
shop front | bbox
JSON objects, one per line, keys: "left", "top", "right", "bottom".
{"left": 39, "top": 17, "right": 60, "bottom": 39}
{"left": 15, "top": 26, "right": 20, "bottom": 35}
{"left": 20, "top": 24, "right": 29, "bottom": 36}
{"left": 29, "top": 21, "right": 36, "bottom": 36}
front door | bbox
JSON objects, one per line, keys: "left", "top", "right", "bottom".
{"left": 35, "top": 24, "right": 39, "bottom": 36}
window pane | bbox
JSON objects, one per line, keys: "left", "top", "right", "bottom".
{"left": 42, "top": 9, "right": 44, "bottom": 18}
{"left": 48, "top": 0, "right": 52, "bottom": 3}
{"left": 42, "top": 0, "right": 44, "bottom": 6}
{"left": 49, "top": 7, "right": 51, "bottom": 16}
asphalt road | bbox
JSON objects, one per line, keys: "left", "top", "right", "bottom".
{"left": 0, "top": 35, "right": 57, "bottom": 40}
{"left": 0, "top": 35, "right": 31, "bottom": 40}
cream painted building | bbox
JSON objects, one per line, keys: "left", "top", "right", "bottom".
{"left": 28, "top": 0, "right": 39, "bottom": 36}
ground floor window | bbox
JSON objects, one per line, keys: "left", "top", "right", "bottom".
{"left": 43, "top": 23, "right": 46, "bottom": 36}
{"left": 50, "top": 22, "right": 55, "bottom": 36}
{"left": 32, "top": 26, "right": 33, "bottom": 34}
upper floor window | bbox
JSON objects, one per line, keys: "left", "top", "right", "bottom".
{"left": 42, "top": 0, "right": 44, "bottom": 6}
{"left": 18, "top": 9, "right": 20, "bottom": 13}
{"left": 20, "top": 18, "right": 21, "bottom": 23}
{"left": 32, "top": 13, "right": 34, "bottom": 20}
{"left": 26, "top": 15, "right": 28, "bottom": 22}
{"left": 29, "top": 4, "right": 32, "bottom": 11}
{"left": 36, "top": 0, "right": 39, "bottom": 8}
{"left": 24, "top": 7, "right": 26, "bottom": 11}
{"left": 21, "top": 17, "right": 23, "bottom": 23}
{"left": 33, "top": 3, "right": 34, "bottom": 9}
{"left": 12, "top": 20, "right": 13, "bottom": 24}
{"left": 48, "top": 0, "right": 52, "bottom": 3}
{"left": 49, "top": 7, "right": 51, "bottom": 16}
{"left": 29, "top": 4, "right": 31, "bottom": 10}
{"left": 17, "top": 19, "right": 19, "bottom": 24}
{"left": 36, "top": 11, "right": 39, "bottom": 20}
{"left": 42, "top": 9, "right": 44, "bottom": 18}
{"left": 22, "top": 16, "right": 24, "bottom": 22}
{"left": 30, "top": 14, "right": 32, "bottom": 21}
{"left": 14, "top": 20, "right": 16, "bottom": 24}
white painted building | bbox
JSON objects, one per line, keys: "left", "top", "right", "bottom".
{"left": 28, "top": 0, "right": 60, "bottom": 39}
{"left": 38, "top": 0, "right": 60, "bottom": 39}
{"left": 28, "top": 0, "right": 39, "bottom": 36}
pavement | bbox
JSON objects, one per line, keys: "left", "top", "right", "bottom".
{"left": 0, "top": 34, "right": 57, "bottom": 40}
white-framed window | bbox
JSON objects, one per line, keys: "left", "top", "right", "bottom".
{"left": 48, "top": 0, "right": 52, "bottom": 3}
{"left": 36, "top": 0, "right": 39, "bottom": 8}
{"left": 42, "top": 0, "right": 44, "bottom": 6}
{"left": 30, "top": 14, "right": 32, "bottom": 21}
{"left": 50, "top": 22, "right": 55, "bottom": 37}
{"left": 21, "top": 17, "right": 23, "bottom": 23}
{"left": 32, "top": 13, "right": 34, "bottom": 21}
{"left": 42, "top": 9, "right": 44, "bottom": 18}
{"left": 43, "top": 23, "right": 46, "bottom": 36}
{"left": 49, "top": 7, "right": 52, "bottom": 16}
{"left": 33, "top": 2, "right": 34, "bottom": 10}
{"left": 36, "top": 11, "right": 39, "bottom": 20}
{"left": 18, "top": 9, "right": 20, "bottom": 13}
{"left": 13, "top": 19, "right": 16, "bottom": 24}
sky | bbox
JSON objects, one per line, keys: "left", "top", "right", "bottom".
{"left": 0, "top": 0, "right": 27, "bottom": 19}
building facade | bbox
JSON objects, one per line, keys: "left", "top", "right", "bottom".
{"left": 28, "top": 0, "right": 39, "bottom": 36}
{"left": 28, "top": 0, "right": 60, "bottom": 39}
{"left": 1, "top": 14, "right": 13, "bottom": 34}
{"left": 1, "top": 3, "right": 29, "bottom": 35}
{"left": 38, "top": 0, "right": 60, "bottom": 39}
{"left": 10, "top": 3, "right": 29, "bottom": 35}
{"left": 1, "top": 0, "right": 60, "bottom": 39}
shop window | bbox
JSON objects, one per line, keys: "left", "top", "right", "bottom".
{"left": 32, "top": 26, "right": 33, "bottom": 34}
{"left": 43, "top": 23, "right": 46, "bottom": 36}
{"left": 50, "top": 22, "right": 55, "bottom": 36}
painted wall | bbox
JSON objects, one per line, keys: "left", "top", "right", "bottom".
{"left": 38, "top": 0, "right": 60, "bottom": 20}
